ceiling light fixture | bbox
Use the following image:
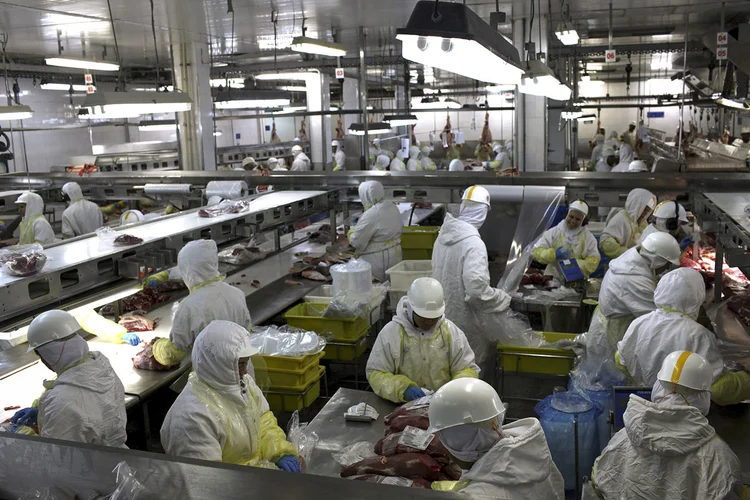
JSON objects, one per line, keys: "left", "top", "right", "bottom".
{"left": 255, "top": 72, "right": 317, "bottom": 81}
{"left": 348, "top": 122, "right": 391, "bottom": 135}
{"left": 291, "top": 36, "right": 347, "bottom": 57}
{"left": 209, "top": 78, "right": 245, "bottom": 89}
{"left": 138, "top": 119, "right": 177, "bottom": 131}
{"left": 519, "top": 60, "right": 571, "bottom": 101}
{"left": 45, "top": 57, "right": 119, "bottom": 72}
{"left": 714, "top": 97, "right": 749, "bottom": 110}
{"left": 0, "top": 105, "right": 33, "bottom": 120}
{"left": 561, "top": 103, "right": 584, "bottom": 120}
{"left": 413, "top": 96, "right": 463, "bottom": 109}
{"left": 82, "top": 91, "right": 192, "bottom": 119}
{"left": 396, "top": 1, "right": 524, "bottom": 84}
{"left": 277, "top": 85, "right": 307, "bottom": 92}
{"left": 555, "top": 27, "right": 580, "bottom": 46}
{"left": 651, "top": 53, "right": 673, "bottom": 70}
{"left": 40, "top": 83, "right": 93, "bottom": 92}
{"left": 215, "top": 89, "right": 291, "bottom": 109}
{"left": 383, "top": 114, "right": 419, "bottom": 127}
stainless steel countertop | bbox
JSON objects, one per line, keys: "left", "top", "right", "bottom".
{"left": 704, "top": 193, "right": 750, "bottom": 233}
{"left": 305, "top": 388, "right": 399, "bottom": 478}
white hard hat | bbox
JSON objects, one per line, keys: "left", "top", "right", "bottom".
{"left": 449, "top": 159, "right": 464, "bottom": 172}
{"left": 241, "top": 156, "right": 256, "bottom": 168}
{"left": 27, "top": 310, "right": 82, "bottom": 352}
{"left": 569, "top": 200, "right": 589, "bottom": 216}
{"left": 373, "top": 138, "right": 381, "bottom": 146}
{"left": 492, "top": 144, "right": 503, "bottom": 153}
{"left": 120, "top": 210, "right": 144, "bottom": 225}
{"left": 428, "top": 378, "right": 505, "bottom": 433}
{"left": 461, "top": 186, "right": 491, "bottom": 206}
{"left": 653, "top": 200, "right": 681, "bottom": 220}
{"left": 408, "top": 277, "right": 445, "bottom": 319}
{"left": 630, "top": 120, "right": 637, "bottom": 126}
{"left": 331, "top": 140, "right": 340, "bottom": 147}
{"left": 628, "top": 160, "right": 649, "bottom": 172}
{"left": 602, "top": 147, "right": 616, "bottom": 157}
{"left": 291, "top": 145, "right": 303, "bottom": 154}
{"left": 657, "top": 351, "right": 713, "bottom": 391}
{"left": 742, "top": 126, "right": 750, "bottom": 134}
{"left": 641, "top": 231, "right": 681, "bottom": 266}
{"left": 238, "top": 342, "right": 260, "bottom": 358}
{"left": 267, "top": 157, "right": 279, "bottom": 167}
{"left": 677, "top": 204, "right": 689, "bottom": 224}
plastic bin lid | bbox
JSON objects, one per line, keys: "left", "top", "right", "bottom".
{"left": 550, "top": 392, "right": 594, "bottom": 414}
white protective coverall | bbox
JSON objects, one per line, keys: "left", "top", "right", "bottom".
{"left": 432, "top": 210, "right": 512, "bottom": 378}
{"left": 152, "top": 240, "right": 251, "bottom": 367}
{"left": 390, "top": 150, "right": 406, "bottom": 172}
{"left": 532, "top": 219, "right": 600, "bottom": 281}
{"left": 333, "top": 149, "right": 346, "bottom": 171}
{"left": 347, "top": 181, "right": 403, "bottom": 282}
{"left": 61, "top": 182, "right": 104, "bottom": 238}
{"left": 595, "top": 157, "right": 612, "bottom": 173}
{"left": 436, "top": 418, "right": 565, "bottom": 499}
{"left": 291, "top": 152, "right": 311, "bottom": 171}
{"left": 600, "top": 188, "right": 655, "bottom": 258}
{"left": 590, "top": 138, "right": 605, "bottom": 167}
{"left": 588, "top": 393, "right": 743, "bottom": 500}
{"left": 160, "top": 321, "right": 297, "bottom": 465}
{"left": 407, "top": 146, "right": 423, "bottom": 171}
{"left": 366, "top": 295, "right": 479, "bottom": 403}
{"left": 37, "top": 334, "right": 127, "bottom": 447}
{"left": 575, "top": 246, "right": 660, "bottom": 388}
{"left": 18, "top": 192, "right": 55, "bottom": 245}
{"left": 617, "top": 268, "right": 750, "bottom": 406}
{"left": 372, "top": 154, "right": 390, "bottom": 171}
{"left": 420, "top": 146, "right": 437, "bottom": 171}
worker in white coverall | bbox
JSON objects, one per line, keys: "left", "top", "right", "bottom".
{"left": 331, "top": 140, "right": 346, "bottom": 171}
{"left": 371, "top": 154, "right": 390, "bottom": 171}
{"left": 366, "top": 277, "right": 479, "bottom": 403}
{"left": 617, "top": 268, "right": 750, "bottom": 406}
{"left": 428, "top": 378, "right": 564, "bottom": 498}
{"left": 390, "top": 150, "right": 406, "bottom": 171}
{"left": 589, "top": 134, "right": 606, "bottom": 168}
{"left": 347, "top": 181, "right": 403, "bottom": 282}
{"left": 16, "top": 192, "right": 55, "bottom": 245}
{"left": 611, "top": 140, "right": 636, "bottom": 172}
{"left": 432, "top": 185, "right": 512, "bottom": 381}
{"left": 585, "top": 351, "right": 745, "bottom": 500}
{"left": 160, "top": 321, "right": 300, "bottom": 471}
{"left": 420, "top": 146, "right": 437, "bottom": 171}
{"left": 407, "top": 146, "right": 423, "bottom": 171}
{"left": 532, "top": 200, "right": 601, "bottom": 282}
{"left": 11, "top": 310, "right": 127, "bottom": 447}
{"left": 290, "top": 145, "right": 311, "bottom": 171}
{"left": 61, "top": 182, "right": 104, "bottom": 238}
{"left": 638, "top": 200, "right": 693, "bottom": 252}
{"left": 150, "top": 240, "right": 251, "bottom": 368}
{"left": 600, "top": 188, "right": 656, "bottom": 259}
{"left": 574, "top": 232, "right": 682, "bottom": 388}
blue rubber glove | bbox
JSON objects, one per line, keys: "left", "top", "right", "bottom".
{"left": 276, "top": 455, "right": 301, "bottom": 472}
{"left": 352, "top": 216, "right": 360, "bottom": 224}
{"left": 404, "top": 386, "right": 426, "bottom": 401}
{"left": 122, "top": 333, "right": 141, "bottom": 346}
{"left": 11, "top": 407, "right": 38, "bottom": 426}
{"left": 679, "top": 237, "right": 693, "bottom": 252}
{"left": 555, "top": 246, "right": 572, "bottom": 260}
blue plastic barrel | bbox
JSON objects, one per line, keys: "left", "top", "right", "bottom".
{"left": 568, "top": 380, "right": 617, "bottom": 454}
{"left": 535, "top": 392, "right": 602, "bottom": 491}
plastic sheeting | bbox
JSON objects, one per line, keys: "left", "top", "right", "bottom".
{"left": 205, "top": 181, "right": 248, "bottom": 200}
{"left": 248, "top": 325, "right": 326, "bottom": 357}
{"left": 331, "top": 259, "right": 373, "bottom": 297}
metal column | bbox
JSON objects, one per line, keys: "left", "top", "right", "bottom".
{"left": 358, "top": 27, "right": 369, "bottom": 170}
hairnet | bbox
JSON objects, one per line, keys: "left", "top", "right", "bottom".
{"left": 458, "top": 200, "right": 489, "bottom": 230}
{"left": 358, "top": 181, "right": 385, "bottom": 210}
{"left": 267, "top": 157, "right": 279, "bottom": 168}
{"left": 654, "top": 268, "right": 705, "bottom": 320}
{"left": 36, "top": 334, "right": 89, "bottom": 374}
{"left": 651, "top": 380, "right": 711, "bottom": 416}
{"left": 375, "top": 155, "right": 390, "bottom": 169}
{"left": 178, "top": 240, "right": 221, "bottom": 292}
{"left": 449, "top": 159, "right": 464, "bottom": 171}
{"left": 18, "top": 192, "right": 44, "bottom": 218}
{"left": 625, "top": 188, "right": 656, "bottom": 222}
{"left": 241, "top": 157, "right": 256, "bottom": 168}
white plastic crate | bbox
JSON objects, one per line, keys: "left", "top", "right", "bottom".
{"left": 385, "top": 260, "right": 433, "bottom": 290}
{"left": 387, "top": 288, "right": 408, "bottom": 312}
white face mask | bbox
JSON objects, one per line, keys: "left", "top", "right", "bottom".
{"left": 438, "top": 426, "right": 502, "bottom": 463}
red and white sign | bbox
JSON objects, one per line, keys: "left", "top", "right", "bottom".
{"left": 605, "top": 49, "right": 616, "bottom": 63}
{"left": 717, "top": 47, "right": 728, "bottom": 61}
{"left": 335, "top": 67, "right": 344, "bottom": 79}
{"left": 86, "top": 85, "right": 96, "bottom": 94}
{"left": 84, "top": 73, "right": 93, "bottom": 84}
{"left": 717, "top": 32, "right": 729, "bottom": 46}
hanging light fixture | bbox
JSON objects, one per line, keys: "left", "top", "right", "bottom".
{"left": 519, "top": 60, "right": 571, "bottom": 100}
{"left": 82, "top": 91, "right": 192, "bottom": 118}
{"left": 348, "top": 122, "right": 391, "bottom": 135}
{"left": 138, "top": 119, "right": 177, "bottom": 131}
{"left": 40, "top": 82, "right": 92, "bottom": 92}
{"left": 561, "top": 103, "right": 584, "bottom": 120}
{"left": 383, "top": 114, "right": 418, "bottom": 127}
{"left": 45, "top": 57, "right": 119, "bottom": 72}
{"left": 0, "top": 105, "right": 33, "bottom": 120}
{"left": 209, "top": 78, "right": 246, "bottom": 88}
{"left": 215, "top": 89, "right": 291, "bottom": 109}
{"left": 555, "top": 27, "right": 580, "bottom": 46}
{"left": 291, "top": 36, "right": 347, "bottom": 57}
{"left": 412, "top": 96, "right": 462, "bottom": 110}
{"left": 255, "top": 72, "right": 317, "bottom": 81}
{"left": 396, "top": 1, "right": 524, "bottom": 84}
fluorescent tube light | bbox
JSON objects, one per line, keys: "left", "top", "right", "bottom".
{"left": 555, "top": 28, "right": 580, "bottom": 46}
{"left": 45, "top": 57, "right": 119, "bottom": 72}
{"left": 82, "top": 91, "right": 192, "bottom": 118}
{"left": 0, "top": 105, "right": 33, "bottom": 120}
{"left": 138, "top": 120, "right": 177, "bottom": 131}
{"left": 348, "top": 122, "right": 391, "bottom": 135}
{"left": 291, "top": 36, "right": 347, "bottom": 57}
{"left": 256, "top": 72, "right": 317, "bottom": 81}
{"left": 383, "top": 114, "right": 418, "bottom": 127}
{"left": 40, "top": 83, "right": 93, "bottom": 92}
{"left": 215, "top": 89, "right": 291, "bottom": 109}
{"left": 561, "top": 104, "right": 584, "bottom": 120}
{"left": 519, "top": 60, "right": 566, "bottom": 99}
{"left": 397, "top": 1, "right": 523, "bottom": 84}
{"left": 213, "top": 130, "right": 223, "bottom": 136}
{"left": 210, "top": 78, "right": 245, "bottom": 88}
{"left": 413, "top": 96, "right": 462, "bottom": 110}
{"left": 651, "top": 53, "right": 673, "bottom": 70}
{"left": 715, "top": 97, "right": 749, "bottom": 110}
{"left": 278, "top": 86, "right": 307, "bottom": 92}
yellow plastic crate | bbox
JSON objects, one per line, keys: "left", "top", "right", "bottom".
{"left": 402, "top": 248, "right": 433, "bottom": 260}
{"left": 266, "top": 352, "right": 325, "bottom": 390}
{"left": 498, "top": 332, "right": 577, "bottom": 376}
{"left": 265, "top": 366, "right": 324, "bottom": 412}
{"left": 261, "top": 351, "right": 323, "bottom": 372}
{"left": 284, "top": 303, "right": 370, "bottom": 342}
{"left": 322, "top": 334, "right": 368, "bottom": 361}
{"left": 401, "top": 226, "right": 440, "bottom": 249}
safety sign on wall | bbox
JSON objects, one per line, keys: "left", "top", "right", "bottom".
{"left": 605, "top": 49, "right": 616, "bottom": 63}
{"left": 717, "top": 47, "right": 728, "bottom": 61}
{"left": 717, "top": 32, "right": 728, "bottom": 46}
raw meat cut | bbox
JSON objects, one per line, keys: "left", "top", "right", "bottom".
{"left": 340, "top": 453, "right": 442, "bottom": 481}
{"left": 118, "top": 313, "right": 155, "bottom": 332}
{"left": 133, "top": 342, "right": 176, "bottom": 370}
{"left": 384, "top": 413, "right": 430, "bottom": 435}
{"left": 301, "top": 270, "right": 328, "bottom": 281}
{"left": 384, "top": 404, "right": 429, "bottom": 425}
{"left": 351, "top": 475, "right": 431, "bottom": 489}
{"left": 375, "top": 431, "right": 450, "bottom": 463}
{"left": 100, "top": 288, "right": 170, "bottom": 315}
{"left": 441, "top": 462, "right": 463, "bottom": 480}
{"left": 4, "top": 253, "right": 46, "bottom": 276}
{"left": 113, "top": 234, "right": 143, "bottom": 246}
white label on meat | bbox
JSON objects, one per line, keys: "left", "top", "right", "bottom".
{"left": 405, "top": 394, "right": 432, "bottom": 409}
{"left": 379, "top": 476, "right": 413, "bottom": 487}
{"left": 398, "top": 425, "right": 435, "bottom": 451}
{"left": 524, "top": 284, "right": 536, "bottom": 289}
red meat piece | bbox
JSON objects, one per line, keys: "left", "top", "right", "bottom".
{"left": 118, "top": 313, "right": 154, "bottom": 332}
{"left": 133, "top": 342, "right": 175, "bottom": 371}
{"left": 385, "top": 413, "right": 430, "bottom": 435}
{"left": 384, "top": 404, "right": 428, "bottom": 425}
{"left": 351, "top": 475, "right": 431, "bottom": 489}
{"left": 375, "top": 432, "right": 450, "bottom": 463}
{"left": 441, "top": 462, "right": 463, "bottom": 480}
{"left": 340, "top": 453, "right": 442, "bottom": 481}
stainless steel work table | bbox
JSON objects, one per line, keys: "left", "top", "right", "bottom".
{"left": 511, "top": 284, "right": 587, "bottom": 333}
{"left": 305, "top": 388, "right": 399, "bottom": 478}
